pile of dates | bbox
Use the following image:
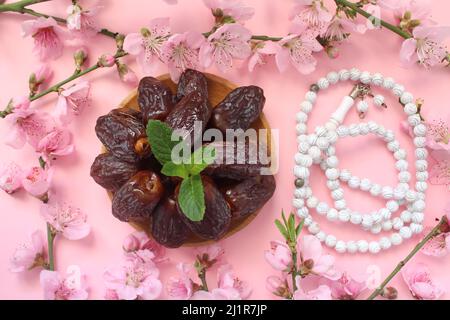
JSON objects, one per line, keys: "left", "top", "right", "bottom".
{"left": 91, "top": 69, "right": 276, "bottom": 248}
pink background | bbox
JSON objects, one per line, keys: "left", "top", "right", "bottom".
{"left": 0, "top": 0, "right": 449, "bottom": 300}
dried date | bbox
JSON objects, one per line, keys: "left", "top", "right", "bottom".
{"left": 138, "top": 77, "right": 174, "bottom": 123}
{"left": 223, "top": 175, "right": 276, "bottom": 220}
{"left": 112, "top": 171, "right": 164, "bottom": 222}
{"left": 96, "top": 110, "right": 150, "bottom": 163}
{"left": 176, "top": 69, "right": 208, "bottom": 101}
{"left": 211, "top": 86, "right": 265, "bottom": 133}
{"left": 151, "top": 195, "right": 190, "bottom": 248}
{"left": 177, "top": 177, "right": 231, "bottom": 240}
{"left": 204, "top": 141, "right": 270, "bottom": 180}
{"left": 165, "top": 92, "right": 211, "bottom": 147}
{"left": 90, "top": 153, "right": 138, "bottom": 192}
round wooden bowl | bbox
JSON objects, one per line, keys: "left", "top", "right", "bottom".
{"left": 104, "top": 73, "right": 273, "bottom": 247}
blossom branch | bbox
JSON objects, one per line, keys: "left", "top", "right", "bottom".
{"left": 367, "top": 216, "right": 449, "bottom": 300}
{"left": 0, "top": 0, "right": 118, "bottom": 39}
{"left": 0, "top": 51, "right": 127, "bottom": 118}
{"left": 335, "top": 0, "right": 412, "bottom": 39}
{"left": 46, "top": 223, "right": 56, "bottom": 271}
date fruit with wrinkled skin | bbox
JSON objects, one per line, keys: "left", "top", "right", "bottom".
{"left": 222, "top": 174, "right": 276, "bottom": 220}
{"left": 96, "top": 110, "right": 150, "bottom": 163}
{"left": 138, "top": 77, "right": 174, "bottom": 123}
{"left": 151, "top": 195, "right": 190, "bottom": 248}
{"left": 110, "top": 107, "right": 143, "bottom": 122}
{"left": 211, "top": 86, "right": 265, "bottom": 133}
{"left": 90, "top": 153, "right": 139, "bottom": 192}
{"left": 176, "top": 177, "right": 231, "bottom": 240}
{"left": 176, "top": 69, "right": 208, "bottom": 101}
{"left": 165, "top": 92, "right": 211, "bottom": 147}
{"left": 204, "top": 141, "right": 270, "bottom": 180}
{"left": 112, "top": 171, "right": 164, "bottom": 222}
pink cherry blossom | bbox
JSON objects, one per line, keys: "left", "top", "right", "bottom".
{"left": 55, "top": 81, "right": 91, "bottom": 125}
{"left": 400, "top": 26, "right": 450, "bottom": 68}
{"left": 40, "top": 268, "right": 89, "bottom": 300}
{"left": 199, "top": 23, "right": 251, "bottom": 73}
{"left": 299, "top": 235, "right": 341, "bottom": 280}
{"left": 293, "top": 277, "right": 332, "bottom": 300}
{"left": 266, "top": 275, "right": 285, "bottom": 294}
{"left": 123, "top": 18, "right": 171, "bottom": 74}
{"left": 36, "top": 127, "right": 75, "bottom": 161}
{"left": 5, "top": 101, "right": 53, "bottom": 149}
{"left": 103, "top": 258, "right": 162, "bottom": 300}
{"left": 22, "top": 17, "right": 67, "bottom": 62}
{"left": 402, "top": 263, "right": 444, "bottom": 300}
{"left": 273, "top": 24, "right": 323, "bottom": 75}
{"left": 191, "top": 288, "right": 241, "bottom": 300}
{"left": 217, "top": 264, "right": 252, "bottom": 299}
{"left": 161, "top": 31, "right": 205, "bottom": 81}
{"left": 167, "top": 263, "right": 194, "bottom": 300}
{"left": 203, "top": 0, "right": 255, "bottom": 23}
{"left": 426, "top": 116, "right": 450, "bottom": 153}
{"left": 10, "top": 230, "right": 46, "bottom": 273}
{"left": 22, "top": 166, "right": 52, "bottom": 200}
{"left": 391, "top": 0, "right": 433, "bottom": 25}
{"left": 118, "top": 64, "right": 139, "bottom": 85}
{"left": 421, "top": 227, "right": 450, "bottom": 257}
{"left": 264, "top": 240, "right": 292, "bottom": 271}
{"left": 104, "top": 289, "right": 119, "bottom": 300}
{"left": 324, "top": 14, "right": 356, "bottom": 42}
{"left": 248, "top": 41, "right": 278, "bottom": 72}
{"left": 30, "top": 64, "right": 53, "bottom": 94}
{"left": 327, "top": 272, "right": 366, "bottom": 300}
{"left": 40, "top": 202, "right": 90, "bottom": 240}
{"left": 0, "top": 162, "right": 24, "bottom": 194}
{"left": 291, "top": 0, "right": 332, "bottom": 36}
{"left": 66, "top": 4, "right": 100, "bottom": 38}
{"left": 429, "top": 151, "right": 450, "bottom": 187}
{"left": 123, "top": 231, "right": 166, "bottom": 264}
{"left": 196, "top": 244, "right": 225, "bottom": 264}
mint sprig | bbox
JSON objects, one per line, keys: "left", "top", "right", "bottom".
{"left": 146, "top": 120, "right": 216, "bottom": 222}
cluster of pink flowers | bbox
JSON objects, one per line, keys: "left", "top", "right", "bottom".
{"left": 265, "top": 235, "right": 366, "bottom": 300}
{"left": 167, "top": 244, "right": 251, "bottom": 300}
{"left": 103, "top": 232, "right": 166, "bottom": 300}
{"left": 10, "top": 201, "right": 90, "bottom": 300}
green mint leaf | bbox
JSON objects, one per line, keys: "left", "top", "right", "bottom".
{"left": 146, "top": 120, "right": 181, "bottom": 165}
{"left": 178, "top": 175, "right": 205, "bottom": 222}
{"left": 186, "top": 146, "right": 216, "bottom": 176}
{"left": 161, "top": 161, "right": 188, "bottom": 179}
{"left": 274, "top": 219, "right": 289, "bottom": 240}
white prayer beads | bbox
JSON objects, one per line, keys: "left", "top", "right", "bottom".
{"left": 293, "top": 69, "right": 427, "bottom": 255}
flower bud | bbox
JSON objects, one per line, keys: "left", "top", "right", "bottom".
{"left": 115, "top": 34, "right": 125, "bottom": 50}
{"left": 403, "top": 11, "right": 412, "bottom": 21}
{"left": 266, "top": 276, "right": 291, "bottom": 298}
{"left": 326, "top": 46, "right": 340, "bottom": 59}
{"left": 74, "top": 47, "right": 88, "bottom": 70}
{"left": 117, "top": 62, "right": 138, "bottom": 86}
{"left": 409, "top": 19, "right": 421, "bottom": 28}
{"left": 122, "top": 234, "right": 140, "bottom": 252}
{"left": 140, "top": 27, "right": 151, "bottom": 37}
{"left": 98, "top": 54, "right": 116, "bottom": 67}
{"left": 381, "top": 286, "right": 398, "bottom": 300}
{"left": 29, "top": 64, "right": 53, "bottom": 95}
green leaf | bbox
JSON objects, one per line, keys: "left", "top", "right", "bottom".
{"left": 146, "top": 120, "right": 181, "bottom": 165}
{"left": 186, "top": 146, "right": 216, "bottom": 176}
{"left": 178, "top": 175, "right": 205, "bottom": 222}
{"left": 161, "top": 161, "right": 188, "bottom": 179}
{"left": 296, "top": 219, "right": 305, "bottom": 238}
{"left": 281, "top": 210, "right": 288, "bottom": 227}
{"left": 275, "top": 219, "right": 289, "bottom": 240}
{"left": 288, "top": 213, "right": 296, "bottom": 241}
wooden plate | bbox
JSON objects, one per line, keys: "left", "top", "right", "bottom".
{"left": 104, "top": 73, "right": 273, "bottom": 246}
